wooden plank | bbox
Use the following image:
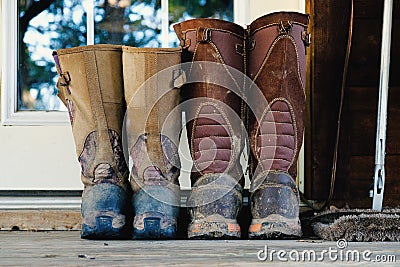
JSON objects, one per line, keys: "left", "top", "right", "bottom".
{"left": 354, "top": 0, "right": 400, "bottom": 18}
{"left": 0, "top": 210, "right": 81, "bottom": 231}
{"left": 310, "top": 0, "right": 352, "bottom": 200}
{"left": 348, "top": 87, "right": 400, "bottom": 111}
{"left": 0, "top": 231, "right": 399, "bottom": 265}
{"left": 349, "top": 155, "right": 400, "bottom": 180}
{"left": 346, "top": 155, "right": 400, "bottom": 206}
{"left": 348, "top": 87, "right": 400, "bottom": 155}
{"left": 304, "top": 0, "right": 314, "bottom": 200}
{"left": 347, "top": 18, "right": 400, "bottom": 86}
{"left": 348, "top": 19, "right": 381, "bottom": 86}
{"left": 349, "top": 110, "right": 376, "bottom": 155}
{"left": 349, "top": 87, "right": 378, "bottom": 111}
{"left": 309, "top": 0, "right": 400, "bottom": 203}
{"left": 347, "top": 178, "right": 400, "bottom": 207}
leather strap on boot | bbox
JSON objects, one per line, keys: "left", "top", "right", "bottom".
{"left": 54, "top": 45, "right": 131, "bottom": 239}
{"left": 84, "top": 50, "right": 121, "bottom": 180}
{"left": 122, "top": 47, "right": 183, "bottom": 239}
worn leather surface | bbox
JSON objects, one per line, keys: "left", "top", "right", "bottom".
{"left": 247, "top": 12, "right": 309, "bottom": 185}
{"left": 188, "top": 174, "right": 243, "bottom": 220}
{"left": 122, "top": 47, "right": 182, "bottom": 194}
{"left": 246, "top": 13, "right": 309, "bottom": 234}
{"left": 174, "top": 19, "right": 246, "bottom": 186}
{"left": 55, "top": 45, "right": 130, "bottom": 193}
{"left": 250, "top": 172, "right": 299, "bottom": 219}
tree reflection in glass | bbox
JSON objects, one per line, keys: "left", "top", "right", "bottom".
{"left": 18, "top": 0, "right": 233, "bottom": 111}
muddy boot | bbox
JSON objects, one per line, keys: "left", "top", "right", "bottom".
{"left": 247, "top": 12, "right": 310, "bottom": 238}
{"left": 53, "top": 45, "right": 132, "bottom": 239}
{"left": 122, "top": 47, "right": 184, "bottom": 239}
{"left": 174, "top": 19, "right": 247, "bottom": 238}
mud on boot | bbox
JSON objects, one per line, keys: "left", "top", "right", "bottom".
{"left": 246, "top": 12, "right": 310, "bottom": 239}
{"left": 132, "top": 185, "right": 179, "bottom": 239}
{"left": 53, "top": 45, "right": 132, "bottom": 240}
{"left": 122, "top": 47, "right": 183, "bottom": 239}
{"left": 249, "top": 172, "right": 302, "bottom": 239}
{"left": 81, "top": 183, "right": 132, "bottom": 239}
{"left": 187, "top": 174, "right": 242, "bottom": 239}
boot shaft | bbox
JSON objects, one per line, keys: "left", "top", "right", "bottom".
{"left": 174, "top": 18, "right": 246, "bottom": 71}
{"left": 247, "top": 13, "right": 310, "bottom": 239}
{"left": 54, "top": 45, "right": 129, "bottom": 190}
{"left": 174, "top": 19, "right": 247, "bottom": 238}
{"left": 122, "top": 47, "right": 183, "bottom": 192}
{"left": 247, "top": 12, "right": 310, "bottom": 183}
{"left": 174, "top": 14, "right": 310, "bottom": 183}
{"left": 174, "top": 19, "right": 247, "bottom": 184}
{"left": 247, "top": 12, "right": 310, "bottom": 84}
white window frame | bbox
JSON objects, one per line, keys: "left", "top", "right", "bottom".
{"left": 1, "top": 0, "right": 248, "bottom": 126}
{"left": 1, "top": 0, "right": 69, "bottom": 125}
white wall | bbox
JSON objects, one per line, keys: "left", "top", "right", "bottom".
{"left": 249, "top": 0, "right": 304, "bottom": 20}
{"left": 0, "top": 0, "right": 82, "bottom": 190}
{"left": 0, "top": 126, "right": 81, "bottom": 190}
{"left": 0, "top": 0, "right": 304, "bottom": 190}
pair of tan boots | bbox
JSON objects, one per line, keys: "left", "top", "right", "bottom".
{"left": 54, "top": 12, "right": 310, "bottom": 239}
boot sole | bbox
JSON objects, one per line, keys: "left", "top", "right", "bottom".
{"left": 133, "top": 212, "right": 177, "bottom": 239}
{"left": 81, "top": 212, "right": 130, "bottom": 240}
{"left": 188, "top": 218, "right": 241, "bottom": 239}
{"left": 81, "top": 183, "right": 131, "bottom": 240}
{"left": 132, "top": 186, "right": 179, "bottom": 239}
{"left": 249, "top": 214, "right": 302, "bottom": 239}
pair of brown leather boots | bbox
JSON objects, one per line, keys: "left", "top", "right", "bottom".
{"left": 54, "top": 11, "right": 310, "bottom": 240}
{"left": 176, "top": 12, "right": 310, "bottom": 239}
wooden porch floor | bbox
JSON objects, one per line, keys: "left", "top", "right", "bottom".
{"left": 0, "top": 231, "right": 398, "bottom": 266}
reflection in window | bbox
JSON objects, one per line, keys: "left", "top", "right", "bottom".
{"left": 18, "top": 0, "right": 233, "bottom": 111}
{"left": 94, "top": 0, "right": 162, "bottom": 47}
{"left": 168, "top": 0, "right": 233, "bottom": 46}
{"left": 18, "top": 0, "right": 88, "bottom": 111}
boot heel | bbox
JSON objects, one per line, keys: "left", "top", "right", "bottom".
{"left": 249, "top": 215, "right": 302, "bottom": 239}
{"left": 132, "top": 186, "right": 179, "bottom": 239}
{"left": 81, "top": 183, "right": 131, "bottom": 240}
{"left": 133, "top": 212, "right": 177, "bottom": 239}
{"left": 188, "top": 216, "right": 241, "bottom": 239}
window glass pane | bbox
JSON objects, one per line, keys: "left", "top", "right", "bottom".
{"left": 18, "top": 0, "right": 89, "bottom": 111}
{"left": 94, "top": 0, "right": 162, "bottom": 47}
{"left": 17, "top": 0, "right": 233, "bottom": 111}
{"left": 168, "top": 0, "right": 234, "bottom": 47}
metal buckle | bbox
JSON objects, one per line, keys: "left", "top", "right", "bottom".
{"left": 203, "top": 28, "right": 212, "bottom": 42}
{"left": 279, "top": 20, "right": 293, "bottom": 34}
{"left": 180, "top": 38, "right": 186, "bottom": 47}
{"left": 249, "top": 39, "right": 256, "bottom": 51}
{"left": 60, "top": 71, "right": 71, "bottom": 85}
{"left": 179, "top": 33, "right": 191, "bottom": 49}
{"left": 198, "top": 28, "right": 212, "bottom": 42}
{"left": 172, "top": 69, "right": 186, "bottom": 88}
{"left": 60, "top": 71, "right": 71, "bottom": 94}
{"left": 235, "top": 43, "right": 244, "bottom": 56}
{"left": 302, "top": 31, "right": 311, "bottom": 46}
